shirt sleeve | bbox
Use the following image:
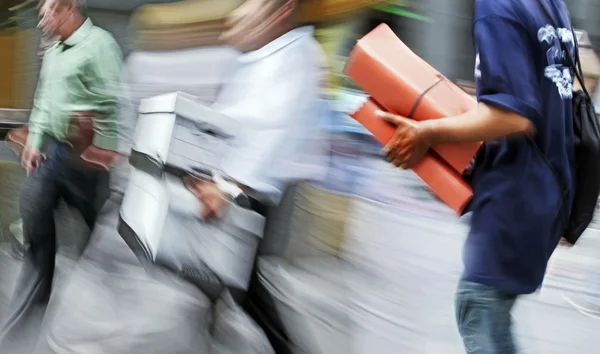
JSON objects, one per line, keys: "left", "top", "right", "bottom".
{"left": 26, "top": 54, "right": 52, "bottom": 150}
{"left": 220, "top": 53, "right": 324, "bottom": 205}
{"left": 87, "top": 37, "right": 123, "bottom": 151}
{"left": 474, "top": 15, "right": 543, "bottom": 121}
{"left": 221, "top": 125, "right": 289, "bottom": 204}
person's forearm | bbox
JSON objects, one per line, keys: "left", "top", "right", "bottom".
{"left": 420, "top": 103, "right": 534, "bottom": 146}
{"left": 26, "top": 107, "right": 47, "bottom": 150}
{"left": 224, "top": 176, "right": 252, "bottom": 194}
{"left": 90, "top": 42, "right": 122, "bottom": 152}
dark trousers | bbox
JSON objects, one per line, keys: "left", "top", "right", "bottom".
{"left": 455, "top": 279, "right": 519, "bottom": 354}
{"left": 0, "top": 139, "right": 109, "bottom": 348}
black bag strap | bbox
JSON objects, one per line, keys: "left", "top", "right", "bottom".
{"left": 538, "top": 0, "right": 591, "bottom": 99}
{"left": 525, "top": 1, "right": 585, "bottom": 212}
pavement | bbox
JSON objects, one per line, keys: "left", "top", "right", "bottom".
{"left": 308, "top": 137, "right": 600, "bottom": 353}
{"left": 0, "top": 136, "right": 599, "bottom": 353}
{"left": 0, "top": 143, "right": 90, "bottom": 354}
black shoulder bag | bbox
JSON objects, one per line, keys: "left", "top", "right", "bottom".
{"left": 539, "top": 1, "right": 600, "bottom": 244}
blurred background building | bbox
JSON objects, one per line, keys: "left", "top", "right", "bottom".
{"left": 2, "top": 0, "right": 599, "bottom": 110}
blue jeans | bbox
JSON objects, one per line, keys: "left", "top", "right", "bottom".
{"left": 0, "top": 139, "right": 109, "bottom": 348}
{"left": 455, "top": 279, "right": 518, "bottom": 354}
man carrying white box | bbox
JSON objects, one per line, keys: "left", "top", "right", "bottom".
{"left": 185, "top": 0, "right": 326, "bottom": 219}
{"left": 38, "top": 0, "right": 326, "bottom": 353}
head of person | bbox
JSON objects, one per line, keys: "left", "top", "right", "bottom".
{"left": 221, "top": 0, "right": 300, "bottom": 53}
{"left": 38, "top": 0, "right": 85, "bottom": 42}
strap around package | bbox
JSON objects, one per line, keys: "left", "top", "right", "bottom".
{"left": 407, "top": 76, "right": 445, "bottom": 119}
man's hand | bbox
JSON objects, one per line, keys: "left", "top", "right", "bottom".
{"left": 376, "top": 110, "right": 431, "bottom": 169}
{"left": 22, "top": 146, "right": 43, "bottom": 175}
{"left": 185, "top": 178, "right": 228, "bottom": 221}
{"left": 80, "top": 146, "right": 120, "bottom": 171}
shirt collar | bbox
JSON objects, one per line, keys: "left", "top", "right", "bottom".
{"left": 63, "top": 18, "right": 93, "bottom": 47}
{"left": 238, "top": 26, "right": 314, "bottom": 63}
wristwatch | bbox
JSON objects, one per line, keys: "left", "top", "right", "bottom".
{"left": 213, "top": 174, "right": 251, "bottom": 208}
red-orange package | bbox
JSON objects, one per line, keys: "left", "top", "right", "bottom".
{"left": 345, "top": 23, "right": 481, "bottom": 173}
{"left": 352, "top": 98, "right": 472, "bottom": 214}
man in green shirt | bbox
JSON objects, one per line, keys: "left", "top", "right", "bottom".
{"left": 0, "top": 0, "right": 122, "bottom": 347}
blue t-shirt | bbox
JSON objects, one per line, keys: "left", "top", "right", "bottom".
{"left": 465, "top": 0, "right": 576, "bottom": 295}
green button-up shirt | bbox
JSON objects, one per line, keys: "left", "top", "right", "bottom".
{"left": 27, "top": 19, "right": 123, "bottom": 151}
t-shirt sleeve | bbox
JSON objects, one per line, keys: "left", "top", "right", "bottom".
{"left": 474, "top": 15, "right": 542, "bottom": 121}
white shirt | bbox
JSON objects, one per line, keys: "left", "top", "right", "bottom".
{"left": 212, "top": 26, "right": 328, "bottom": 204}
{"left": 117, "top": 46, "right": 239, "bottom": 156}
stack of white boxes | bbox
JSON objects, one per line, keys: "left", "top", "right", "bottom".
{"left": 118, "top": 91, "right": 266, "bottom": 295}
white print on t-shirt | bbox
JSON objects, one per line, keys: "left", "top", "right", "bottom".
{"left": 474, "top": 53, "right": 481, "bottom": 80}
{"left": 538, "top": 24, "right": 574, "bottom": 100}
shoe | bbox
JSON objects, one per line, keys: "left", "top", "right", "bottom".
{"left": 0, "top": 220, "right": 26, "bottom": 260}
{"left": 8, "top": 219, "right": 23, "bottom": 245}
{"left": 563, "top": 293, "right": 600, "bottom": 319}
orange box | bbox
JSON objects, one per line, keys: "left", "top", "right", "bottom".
{"left": 345, "top": 23, "right": 481, "bottom": 173}
{"left": 352, "top": 98, "right": 472, "bottom": 214}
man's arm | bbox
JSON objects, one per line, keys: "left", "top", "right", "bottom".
{"left": 187, "top": 125, "right": 293, "bottom": 221}
{"left": 221, "top": 125, "right": 291, "bottom": 203}
{"left": 377, "top": 103, "right": 534, "bottom": 168}
{"left": 26, "top": 52, "right": 53, "bottom": 151}
{"left": 26, "top": 97, "right": 48, "bottom": 151}
{"left": 444, "top": 13, "right": 542, "bottom": 144}
{"left": 382, "top": 14, "right": 542, "bottom": 168}
{"left": 87, "top": 36, "right": 123, "bottom": 151}
{"left": 418, "top": 103, "right": 534, "bottom": 145}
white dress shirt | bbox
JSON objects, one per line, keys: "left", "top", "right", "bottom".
{"left": 117, "top": 46, "right": 239, "bottom": 156}
{"left": 212, "top": 26, "right": 328, "bottom": 204}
